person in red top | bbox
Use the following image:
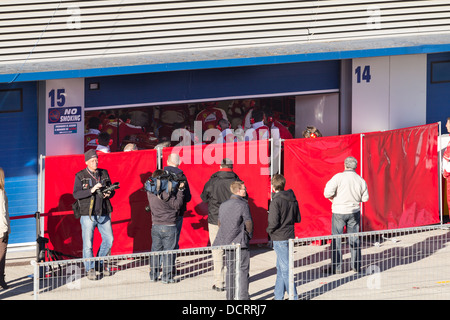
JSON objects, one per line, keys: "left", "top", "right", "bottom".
{"left": 195, "top": 102, "right": 228, "bottom": 133}
{"left": 264, "top": 109, "right": 293, "bottom": 140}
{"left": 302, "top": 126, "right": 323, "bottom": 138}
{"left": 104, "top": 113, "right": 145, "bottom": 152}
{"left": 84, "top": 117, "right": 101, "bottom": 152}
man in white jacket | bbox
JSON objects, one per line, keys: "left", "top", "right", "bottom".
{"left": 324, "top": 156, "right": 369, "bottom": 274}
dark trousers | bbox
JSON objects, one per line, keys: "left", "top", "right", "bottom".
{"left": 150, "top": 225, "right": 177, "bottom": 281}
{"left": 331, "top": 212, "right": 361, "bottom": 272}
{"left": 0, "top": 236, "right": 8, "bottom": 281}
{"left": 225, "top": 248, "right": 250, "bottom": 300}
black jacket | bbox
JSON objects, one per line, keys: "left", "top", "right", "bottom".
{"left": 73, "top": 168, "right": 114, "bottom": 216}
{"left": 267, "top": 189, "right": 301, "bottom": 241}
{"left": 164, "top": 166, "right": 191, "bottom": 217}
{"left": 200, "top": 169, "right": 241, "bottom": 225}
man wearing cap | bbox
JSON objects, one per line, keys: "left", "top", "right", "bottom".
{"left": 201, "top": 158, "right": 242, "bottom": 292}
{"left": 73, "top": 149, "right": 115, "bottom": 280}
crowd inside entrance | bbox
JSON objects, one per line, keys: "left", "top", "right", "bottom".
{"left": 84, "top": 97, "right": 300, "bottom": 153}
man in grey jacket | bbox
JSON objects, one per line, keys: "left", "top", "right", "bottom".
{"left": 213, "top": 181, "right": 253, "bottom": 300}
{"left": 324, "top": 156, "right": 369, "bottom": 274}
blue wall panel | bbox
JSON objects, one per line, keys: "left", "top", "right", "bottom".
{"left": 0, "top": 82, "right": 37, "bottom": 244}
{"left": 427, "top": 52, "right": 450, "bottom": 127}
{"left": 85, "top": 61, "right": 340, "bottom": 108}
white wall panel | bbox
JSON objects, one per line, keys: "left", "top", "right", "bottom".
{"left": 352, "top": 56, "right": 390, "bottom": 134}
{"left": 295, "top": 93, "right": 340, "bottom": 138}
{"left": 1, "top": 0, "right": 449, "bottom": 64}
{"left": 389, "top": 55, "right": 427, "bottom": 130}
{"left": 352, "top": 54, "right": 427, "bottom": 134}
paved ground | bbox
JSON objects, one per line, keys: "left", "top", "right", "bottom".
{"left": 0, "top": 244, "right": 280, "bottom": 300}
{"left": 2, "top": 228, "right": 450, "bottom": 301}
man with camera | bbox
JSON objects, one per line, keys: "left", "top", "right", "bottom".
{"left": 163, "top": 153, "right": 191, "bottom": 249}
{"left": 146, "top": 169, "right": 186, "bottom": 283}
{"left": 73, "top": 149, "right": 117, "bottom": 280}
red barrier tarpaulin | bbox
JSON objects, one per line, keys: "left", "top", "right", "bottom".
{"left": 44, "top": 140, "right": 270, "bottom": 258}
{"left": 362, "top": 123, "right": 440, "bottom": 230}
{"left": 283, "top": 134, "right": 361, "bottom": 238}
{"left": 163, "top": 140, "right": 270, "bottom": 248}
{"left": 44, "top": 149, "right": 158, "bottom": 257}
{"left": 43, "top": 124, "right": 440, "bottom": 259}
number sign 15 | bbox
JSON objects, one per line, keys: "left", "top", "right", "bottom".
{"left": 48, "top": 88, "right": 66, "bottom": 107}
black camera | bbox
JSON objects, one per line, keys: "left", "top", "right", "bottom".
{"left": 164, "top": 171, "right": 187, "bottom": 184}
{"left": 96, "top": 182, "right": 120, "bottom": 197}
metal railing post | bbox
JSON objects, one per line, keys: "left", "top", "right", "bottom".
{"left": 288, "top": 239, "right": 294, "bottom": 300}
{"left": 31, "top": 260, "right": 39, "bottom": 300}
{"left": 235, "top": 243, "right": 241, "bottom": 300}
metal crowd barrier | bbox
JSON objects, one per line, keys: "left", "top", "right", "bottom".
{"left": 288, "top": 225, "right": 450, "bottom": 300}
{"left": 31, "top": 244, "right": 241, "bottom": 300}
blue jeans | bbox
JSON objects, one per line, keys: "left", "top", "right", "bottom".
{"left": 80, "top": 215, "right": 114, "bottom": 271}
{"left": 273, "top": 240, "right": 298, "bottom": 300}
{"left": 331, "top": 212, "right": 361, "bottom": 272}
{"left": 150, "top": 224, "right": 177, "bottom": 281}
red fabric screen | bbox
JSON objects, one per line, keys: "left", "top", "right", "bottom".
{"left": 362, "top": 123, "right": 440, "bottom": 230}
{"left": 44, "top": 149, "right": 157, "bottom": 257}
{"left": 283, "top": 134, "right": 361, "bottom": 238}
{"left": 43, "top": 124, "right": 439, "bottom": 259}
{"left": 162, "top": 140, "right": 271, "bottom": 248}
{"left": 283, "top": 123, "right": 440, "bottom": 237}
{"left": 44, "top": 140, "right": 270, "bottom": 258}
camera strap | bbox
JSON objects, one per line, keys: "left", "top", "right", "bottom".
{"left": 85, "top": 168, "right": 100, "bottom": 185}
{"left": 88, "top": 195, "right": 95, "bottom": 221}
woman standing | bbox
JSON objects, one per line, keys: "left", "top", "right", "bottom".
{"left": 0, "top": 168, "right": 10, "bottom": 289}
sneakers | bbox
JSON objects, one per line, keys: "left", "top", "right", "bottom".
{"left": 161, "top": 278, "right": 176, "bottom": 284}
{"left": 87, "top": 269, "right": 97, "bottom": 281}
{"left": 102, "top": 267, "right": 111, "bottom": 277}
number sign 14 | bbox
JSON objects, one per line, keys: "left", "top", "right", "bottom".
{"left": 355, "top": 66, "right": 372, "bottom": 83}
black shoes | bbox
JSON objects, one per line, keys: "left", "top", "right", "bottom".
{"left": 212, "top": 285, "right": 225, "bottom": 292}
{"left": 0, "top": 279, "right": 9, "bottom": 289}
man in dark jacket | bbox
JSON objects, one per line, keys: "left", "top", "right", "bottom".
{"left": 201, "top": 158, "right": 242, "bottom": 291}
{"left": 73, "top": 149, "right": 115, "bottom": 280}
{"left": 267, "top": 174, "right": 301, "bottom": 300}
{"left": 147, "top": 169, "right": 185, "bottom": 283}
{"left": 164, "top": 153, "right": 191, "bottom": 249}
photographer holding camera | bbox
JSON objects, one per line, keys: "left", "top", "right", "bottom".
{"left": 73, "top": 149, "right": 117, "bottom": 281}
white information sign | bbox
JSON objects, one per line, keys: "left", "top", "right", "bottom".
{"left": 46, "top": 78, "right": 85, "bottom": 156}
